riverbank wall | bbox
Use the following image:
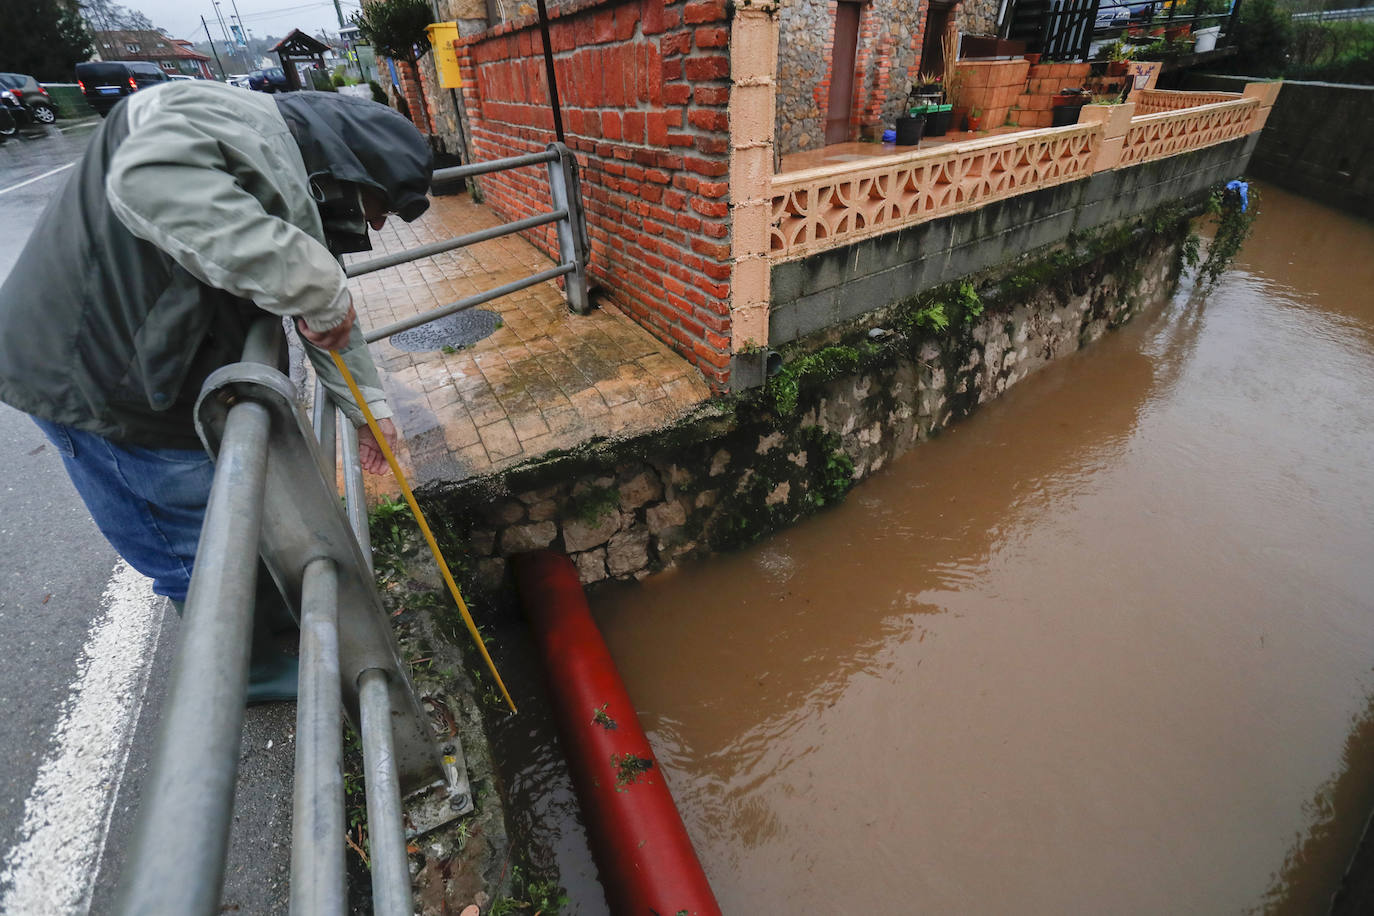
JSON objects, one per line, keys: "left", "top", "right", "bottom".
{"left": 416, "top": 192, "right": 1217, "bottom": 602}
{"left": 1182, "top": 74, "right": 1373, "bottom": 221}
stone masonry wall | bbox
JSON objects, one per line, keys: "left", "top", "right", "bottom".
{"left": 421, "top": 207, "right": 1194, "bottom": 595}
{"left": 956, "top": 0, "right": 1000, "bottom": 36}
{"left": 775, "top": 0, "right": 930, "bottom": 155}
{"left": 1181, "top": 75, "right": 1374, "bottom": 222}
{"left": 454, "top": 0, "right": 736, "bottom": 388}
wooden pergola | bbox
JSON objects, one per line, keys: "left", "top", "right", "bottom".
{"left": 271, "top": 29, "right": 331, "bottom": 91}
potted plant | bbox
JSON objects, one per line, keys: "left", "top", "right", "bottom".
{"left": 1105, "top": 40, "right": 1135, "bottom": 76}
{"left": 966, "top": 107, "right": 983, "bottom": 131}
{"left": 1051, "top": 86, "right": 1090, "bottom": 126}
{"left": 911, "top": 71, "right": 944, "bottom": 107}
{"left": 353, "top": 0, "right": 434, "bottom": 133}
{"left": 895, "top": 108, "right": 927, "bottom": 145}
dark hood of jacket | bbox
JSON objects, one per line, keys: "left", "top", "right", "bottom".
{"left": 275, "top": 92, "right": 432, "bottom": 222}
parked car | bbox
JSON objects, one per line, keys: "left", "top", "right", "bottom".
{"left": 247, "top": 67, "right": 290, "bottom": 93}
{"left": 0, "top": 90, "right": 21, "bottom": 143}
{"left": 226, "top": 73, "right": 251, "bottom": 88}
{"left": 166, "top": 73, "right": 196, "bottom": 81}
{"left": 1094, "top": 0, "right": 1157, "bottom": 29}
{"left": 0, "top": 73, "right": 57, "bottom": 125}
{"left": 75, "top": 60, "right": 169, "bottom": 117}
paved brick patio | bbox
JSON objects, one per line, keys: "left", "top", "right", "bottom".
{"left": 343, "top": 191, "right": 712, "bottom": 491}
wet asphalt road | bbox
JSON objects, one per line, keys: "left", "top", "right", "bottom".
{"left": 0, "top": 118, "right": 293, "bottom": 914}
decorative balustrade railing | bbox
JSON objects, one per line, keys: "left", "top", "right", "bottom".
{"left": 769, "top": 124, "right": 1101, "bottom": 261}
{"left": 1118, "top": 98, "right": 1260, "bottom": 167}
{"left": 1133, "top": 88, "right": 1243, "bottom": 115}
{"left": 768, "top": 92, "right": 1268, "bottom": 263}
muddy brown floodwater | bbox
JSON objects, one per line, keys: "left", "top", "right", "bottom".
{"left": 490, "top": 183, "right": 1374, "bottom": 914}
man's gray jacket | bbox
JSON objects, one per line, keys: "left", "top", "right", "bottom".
{"left": 0, "top": 81, "right": 432, "bottom": 449}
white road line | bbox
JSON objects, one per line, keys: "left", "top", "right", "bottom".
{"left": 0, "top": 561, "right": 165, "bottom": 914}
{"left": 0, "top": 163, "right": 76, "bottom": 198}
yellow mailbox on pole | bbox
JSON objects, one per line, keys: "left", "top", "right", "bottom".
{"left": 425, "top": 22, "right": 462, "bottom": 88}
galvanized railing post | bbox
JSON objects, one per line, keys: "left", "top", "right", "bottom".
{"left": 113, "top": 398, "right": 272, "bottom": 916}
{"left": 291, "top": 556, "right": 346, "bottom": 916}
{"left": 313, "top": 377, "right": 337, "bottom": 474}
{"left": 547, "top": 142, "right": 590, "bottom": 314}
{"left": 359, "top": 668, "right": 414, "bottom": 916}
{"left": 338, "top": 417, "right": 372, "bottom": 565}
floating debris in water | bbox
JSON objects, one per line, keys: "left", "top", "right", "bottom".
{"left": 612, "top": 752, "right": 654, "bottom": 790}
{"left": 592, "top": 704, "right": 618, "bottom": 730}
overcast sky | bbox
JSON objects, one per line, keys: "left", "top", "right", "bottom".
{"left": 132, "top": 0, "right": 365, "bottom": 44}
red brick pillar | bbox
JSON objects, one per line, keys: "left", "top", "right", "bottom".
{"left": 394, "top": 58, "right": 432, "bottom": 134}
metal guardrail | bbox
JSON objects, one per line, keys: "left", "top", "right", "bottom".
{"left": 1292, "top": 6, "right": 1374, "bottom": 21}
{"left": 349, "top": 142, "right": 591, "bottom": 343}
{"left": 111, "top": 317, "right": 461, "bottom": 916}
{"left": 111, "top": 143, "right": 592, "bottom": 915}
{"left": 109, "top": 146, "right": 595, "bottom": 913}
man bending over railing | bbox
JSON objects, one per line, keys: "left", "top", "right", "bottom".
{"left": 0, "top": 79, "right": 433, "bottom": 703}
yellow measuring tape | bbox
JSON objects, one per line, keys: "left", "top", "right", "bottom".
{"left": 329, "top": 350, "right": 517, "bottom": 714}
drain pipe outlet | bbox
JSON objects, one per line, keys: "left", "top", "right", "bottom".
{"left": 512, "top": 550, "right": 722, "bottom": 916}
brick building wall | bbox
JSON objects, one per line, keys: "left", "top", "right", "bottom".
{"left": 775, "top": 0, "right": 930, "bottom": 156}
{"left": 954, "top": 59, "right": 1092, "bottom": 130}
{"left": 455, "top": 0, "right": 736, "bottom": 387}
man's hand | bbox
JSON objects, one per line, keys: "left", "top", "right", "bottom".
{"left": 297, "top": 303, "right": 356, "bottom": 352}
{"left": 357, "top": 417, "right": 397, "bottom": 475}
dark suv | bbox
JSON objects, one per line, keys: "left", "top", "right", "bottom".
{"left": 0, "top": 73, "right": 57, "bottom": 125}
{"left": 247, "top": 67, "right": 291, "bottom": 93}
{"left": 75, "top": 60, "right": 169, "bottom": 116}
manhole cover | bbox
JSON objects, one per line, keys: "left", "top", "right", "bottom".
{"left": 387, "top": 310, "right": 501, "bottom": 353}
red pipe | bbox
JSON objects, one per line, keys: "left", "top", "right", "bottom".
{"left": 512, "top": 550, "right": 722, "bottom": 916}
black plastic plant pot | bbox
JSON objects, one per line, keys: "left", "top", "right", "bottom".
{"left": 926, "top": 108, "right": 953, "bottom": 137}
{"left": 1051, "top": 103, "right": 1086, "bottom": 127}
{"left": 895, "top": 114, "right": 926, "bottom": 146}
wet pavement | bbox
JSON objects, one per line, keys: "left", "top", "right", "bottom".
{"left": 0, "top": 120, "right": 96, "bottom": 278}
{"left": 345, "top": 194, "right": 712, "bottom": 492}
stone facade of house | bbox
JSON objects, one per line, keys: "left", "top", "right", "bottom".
{"left": 774, "top": 0, "right": 931, "bottom": 155}
{"left": 956, "top": 0, "right": 1000, "bottom": 36}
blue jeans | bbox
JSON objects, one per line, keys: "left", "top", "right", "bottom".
{"left": 34, "top": 419, "right": 213, "bottom": 602}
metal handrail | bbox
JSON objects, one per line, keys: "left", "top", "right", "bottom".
{"left": 356, "top": 142, "right": 590, "bottom": 324}
{"left": 113, "top": 142, "right": 593, "bottom": 914}
{"left": 347, "top": 208, "right": 570, "bottom": 278}
{"left": 364, "top": 262, "right": 576, "bottom": 342}
{"left": 114, "top": 321, "right": 457, "bottom": 916}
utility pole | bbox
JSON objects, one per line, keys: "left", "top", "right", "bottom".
{"left": 334, "top": 0, "right": 346, "bottom": 29}
{"left": 228, "top": 0, "right": 255, "bottom": 66}
{"left": 232, "top": 16, "right": 251, "bottom": 67}
{"left": 201, "top": 16, "right": 226, "bottom": 79}
{"left": 211, "top": 0, "right": 244, "bottom": 73}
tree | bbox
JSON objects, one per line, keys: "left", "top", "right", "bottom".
{"left": 352, "top": 0, "right": 434, "bottom": 131}
{"left": 79, "top": 0, "right": 160, "bottom": 33}
{"left": 0, "top": 0, "right": 95, "bottom": 81}
{"left": 1225, "top": 0, "right": 1294, "bottom": 77}
{"left": 352, "top": 0, "right": 432, "bottom": 64}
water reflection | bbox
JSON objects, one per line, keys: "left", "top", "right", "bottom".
{"left": 1256, "top": 694, "right": 1374, "bottom": 915}
{"left": 500, "top": 182, "right": 1374, "bottom": 913}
